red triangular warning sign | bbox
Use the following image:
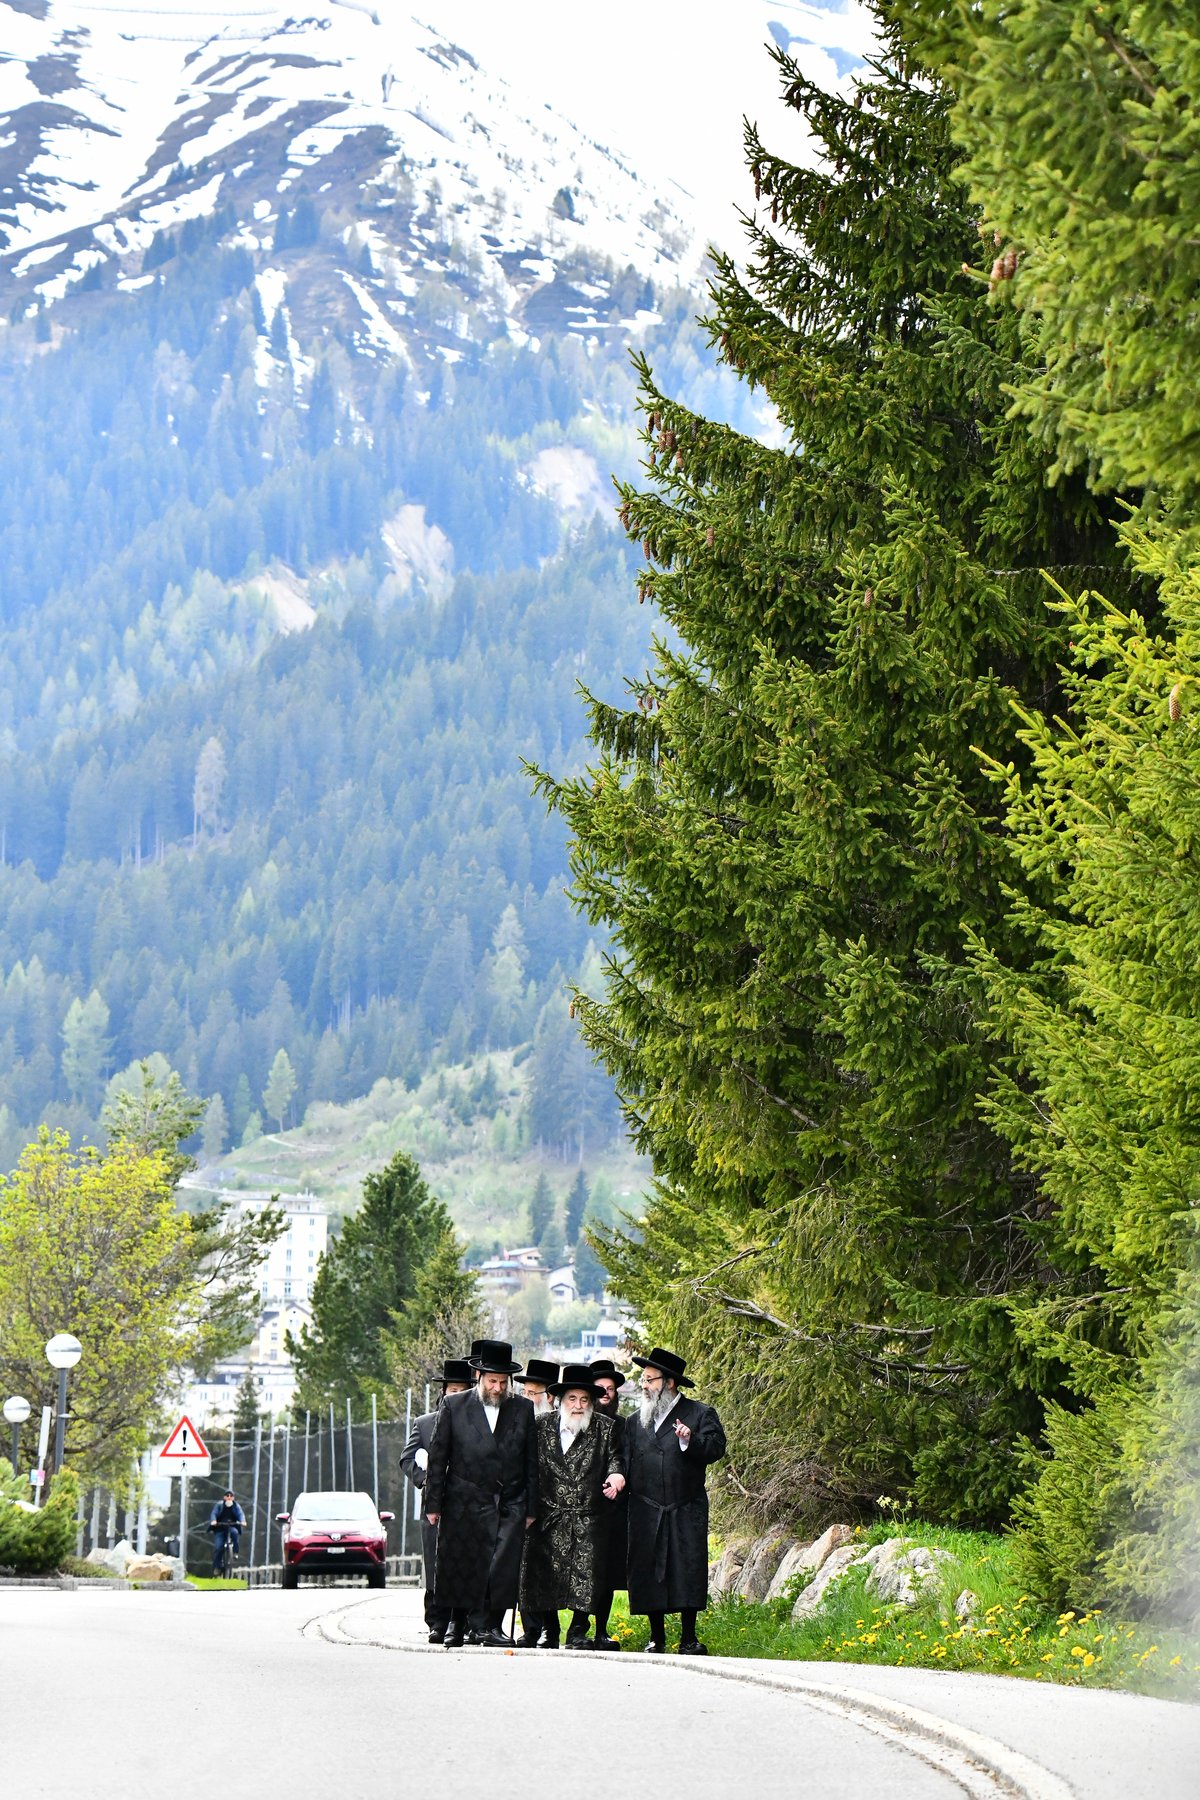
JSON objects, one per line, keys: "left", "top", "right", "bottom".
{"left": 159, "top": 1414, "right": 210, "bottom": 1460}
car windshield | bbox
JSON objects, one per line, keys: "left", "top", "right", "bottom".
{"left": 291, "top": 1492, "right": 379, "bottom": 1523}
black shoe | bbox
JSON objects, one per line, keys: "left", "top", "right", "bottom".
{"left": 643, "top": 1639, "right": 666, "bottom": 1654}
{"left": 564, "top": 1630, "right": 592, "bottom": 1651}
{"left": 464, "top": 1628, "right": 478, "bottom": 1645}
{"left": 592, "top": 1634, "right": 620, "bottom": 1651}
{"left": 515, "top": 1632, "right": 541, "bottom": 1648}
{"left": 428, "top": 1626, "right": 447, "bottom": 1645}
{"left": 476, "top": 1628, "right": 513, "bottom": 1649}
{"left": 538, "top": 1631, "right": 560, "bottom": 1649}
{"left": 443, "top": 1627, "right": 465, "bottom": 1648}
{"left": 678, "top": 1638, "right": 708, "bottom": 1655}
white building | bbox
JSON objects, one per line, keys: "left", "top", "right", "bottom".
{"left": 235, "top": 1191, "right": 328, "bottom": 1303}
{"left": 186, "top": 1357, "right": 300, "bottom": 1422}
{"left": 581, "top": 1314, "right": 626, "bottom": 1357}
{"left": 182, "top": 1195, "right": 330, "bottom": 1423}
{"left": 547, "top": 1262, "right": 578, "bottom": 1305}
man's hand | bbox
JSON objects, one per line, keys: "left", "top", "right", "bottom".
{"left": 602, "top": 1474, "right": 626, "bottom": 1499}
{"left": 673, "top": 1420, "right": 692, "bottom": 1446}
{"left": 426, "top": 1512, "right": 439, "bottom": 1525}
{"left": 525, "top": 1516, "right": 535, "bottom": 1529}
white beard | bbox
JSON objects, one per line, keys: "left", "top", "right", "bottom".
{"left": 561, "top": 1402, "right": 593, "bottom": 1439}
{"left": 639, "top": 1389, "right": 676, "bottom": 1431}
{"left": 530, "top": 1394, "right": 554, "bottom": 1418}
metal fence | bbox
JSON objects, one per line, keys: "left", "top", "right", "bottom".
{"left": 77, "top": 1391, "right": 438, "bottom": 1581}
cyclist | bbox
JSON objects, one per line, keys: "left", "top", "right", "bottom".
{"left": 208, "top": 1490, "right": 246, "bottom": 1576}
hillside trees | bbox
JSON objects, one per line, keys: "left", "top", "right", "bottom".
{"left": 0, "top": 539, "right": 637, "bottom": 1156}
{"left": 536, "top": 36, "right": 1129, "bottom": 1524}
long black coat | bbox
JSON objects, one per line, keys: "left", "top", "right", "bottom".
{"left": 623, "top": 1396, "right": 726, "bottom": 1612}
{"left": 426, "top": 1388, "right": 538, "bottom": 1612}
{"left": 399, "top": 1408, "right": 438, "bottom": 1592}
{"left": 520, "top": 1411, "right": 621, "bottom": 1612}
{"left": 596, "top": 1408, "right": 628, "bottom": 1591}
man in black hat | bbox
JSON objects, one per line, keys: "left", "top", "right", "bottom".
{"left": 425, "top": 1339, "right": 538, "bottom": 1648}
{"left": 622, "top": 1347, "right": 726, "bottom": 1655}
{"left": 520, "top": 1365, "right": 624, "bottom": 1651}
{"left": 515, "top": 1356, "right": 560, "bottom": 1419}
{"left": 587, "top": 1358, "right": 628, "bottom": 1649}
{"left": 512, "top": 1358, "right": 560, "bottom": 1645}
{"left": 400, "top": 1356, "right": 473, "bottom": 1643}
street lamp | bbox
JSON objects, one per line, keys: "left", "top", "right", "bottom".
{"left": 45, "top": 1334, "right": 82, "bottom": 1475}
{"left": 3, "top": 1395, "right": 31, "bottom": 1475}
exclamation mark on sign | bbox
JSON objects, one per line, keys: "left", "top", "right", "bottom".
{"left": 182, "top": 1427, "right": 189, "bottom": 1452}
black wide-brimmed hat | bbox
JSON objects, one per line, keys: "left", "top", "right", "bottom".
{"left": 515, "top": 1357, "right": 560, "bottom": 1387}
{"left": 586, "top": 1358, "right": 627, "bottom": 1385}
{"left": 631, "top": 1346, "right": 694, "bottom": 1387}
{"left": 468, "top": 1338, "right": 524, "bottom": 1375}
{"left": 550, "top": 1362, "right": 605, "bottom": 1398}
{"left": 441, "top": 1358, "right": 472, "bottom": 1386}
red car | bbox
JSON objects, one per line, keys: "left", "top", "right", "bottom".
{"left": 276, "top": 1490, "right": 394, "bottom": 1588}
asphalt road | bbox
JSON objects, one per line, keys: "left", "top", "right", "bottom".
{"left": 1, "top": 1585, "right": 1195, "bottom": 1800}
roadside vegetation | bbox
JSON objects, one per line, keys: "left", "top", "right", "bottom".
{"left": 610, "top": 1526, "right": 1200, "bottom": 1700}
{"left": 195, "top": 1046, "right": 649, "bottom": 1257}
{"left": 538, "top": 3, "right": 1200, "bottom": 1635}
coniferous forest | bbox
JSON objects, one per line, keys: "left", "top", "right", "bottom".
{"left": 0, "top": 214, "right": 749, "bottom": 1168}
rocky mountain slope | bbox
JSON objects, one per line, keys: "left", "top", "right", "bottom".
{"left": 0, "top": 1, "right": 700, "bottom": 351}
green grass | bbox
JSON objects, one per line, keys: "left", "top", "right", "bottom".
{"left": 184, "top": 1574, "right": 246, "bottom": 1590}
{"left": 608, "top": 1524, "right": 1200, "bottom": 1701}
{"left": 185, "top": 1049, "right": 649, "bottom": 1253}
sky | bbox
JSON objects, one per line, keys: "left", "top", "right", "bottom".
{"left": 426, "top": 1, "right": 879, "bottom": 249}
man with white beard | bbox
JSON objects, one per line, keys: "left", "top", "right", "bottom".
{"left": 622, "top": 1347, "right": 726, "bottom": 1655}
{"left": 513, "top": 1358, "right": 560, "bottom": 1645}
{"left": 519, "top": 1364, "right": 624, "bottom": 1650}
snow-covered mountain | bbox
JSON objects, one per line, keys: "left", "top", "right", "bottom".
{"left": 0, "top": 0, "right": 701, "bottom": 345}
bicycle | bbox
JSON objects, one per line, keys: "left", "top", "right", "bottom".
{"left": 209, "top": 1523, "right": 241, "bottom": 1580}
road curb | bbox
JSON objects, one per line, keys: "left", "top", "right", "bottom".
{"left": 304, "top": 1596, "right": 1076, "bottom": 1800}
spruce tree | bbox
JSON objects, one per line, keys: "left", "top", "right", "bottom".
{"left": 534, "top": 34, "right": 1124, "bottom": 1524}
{"left": 564, "top": 1169, "right": 589, "bottom": 1245}
{"left": 287, "top": 1149, "right": 466, "bottom": 1409}
{"left": 904, "top": 0, "right": 1200, "bottom": 1615}
{"left": 909, "top": 2, "right": 1200, "bottom": 518}
{"left": 977, "top": 540, "right": 1200, "bottom": 1619}
{"left": 529, "top": 1172, "right": 554, "bottom": 1243}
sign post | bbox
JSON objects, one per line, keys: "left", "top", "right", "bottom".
{"left": 34, "top": 1405, "right": 52, "bottom": 1508}
{"left": 155, "top": 1414, "right": 212, "bottom": 1577}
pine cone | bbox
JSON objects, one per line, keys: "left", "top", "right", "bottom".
{"left": 1169, "top": 683, "right": 1183, "bottom": 721}
{"left": 706, "top": 525, "right": 715, "bottom": 550}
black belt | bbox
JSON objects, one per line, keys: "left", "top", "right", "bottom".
{"left": 635, "top": 1497, "right": 683, "bottom": 1585}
